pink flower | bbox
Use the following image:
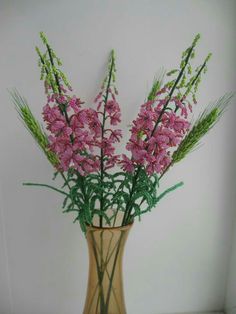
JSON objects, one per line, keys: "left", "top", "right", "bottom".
{"left": 119, "top": 154, "right": 135, "bottom": 173}
{"left": 70, "top": 114, "right": 84, "bottom": 130}
{"left": 48, "top": 135, "right": 70, "bottom": 154}
{"left": 123, "top": 93, "right": 191, "bottom": 175}
{"left": 156, "top": 86, "right": 167, "bottom": 96}
{"left": 107, "top": 129, "right": 122, "bottom": 143}
{"left": 64, "top": 127, "right": 73, "bottom": 136}
{"left": 50, "top": 120, "right": 66, "bottom": 133}
{"left": 89, "top": 119, "right": 102, "bottom": 136}
{"left": 188, "top": 103, "right": 193, "bottom": 113}
{"left": 126, "top": 139, "right": 147, "bottom": 164}
{"left": 172, "top": 97, "right": 189, "bottom": 118}
{"left": 162, "top": 112, "right": 190, "bottom": 134}
{"left": 42, "top": 104, "right": 62, "bottom": 123}
{"left": 145, "top": 150, "right": 171, "bottom": 175}
{"left": 94, "top": 92, "right": 103, "bottom": 104}
{"left": 138, "top": 105, "right": 156, "bottom": 129}
{"left": 106, "top": 100, "right": 119, "bottom": 114}
{"left": 110, "top": 111, "right": 121, "bottom": 125}
{"left": 101, "top": 138, "right": 115, "bottom": 156}
{"left": 92, "top": 84, "right": 122, "bottom": 168}
{"left": 60, "top": 85, "right": 69, "bottom": 93}
{"left": 105, "top": 155, "right": 120, "bottom": 170}
{"left": 68, "top": 96, "right": 85, "bottom": 113}
{"left": 60, "top": 146, "right": 73, "bottom": 171}
{"left": 56, "top": 95, "right": 67, "bottom": 104}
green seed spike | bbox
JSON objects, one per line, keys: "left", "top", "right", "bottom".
{"left": 187, "top": 65, "right": 192, "bottom": 75}
{"left": 35, "top": 46, "right": 42, "bottom": 58}
{"left": 148, "top": 79, "right": 160, "bottom": 101}
{"left": 111, "top": 49, "right": 115, "bottom": 61}
{"left": 147, "top": 70, "right": 165, "bottom": 101}
{"left": 179, "top": 74, "right": 186, "bottom": 88}
{"left": 10, "top": 89, "right": 59, "bottom": 167}
{"left": 172, "top": 108, "right": 218, "bottom": 164}
{"left": 166, "top": 69, "right": 178, "bottom": 76}
{"left": 191, "top": 51, "right": 195, "bottom": 59}
{"left": 205, "top": 52, "right": 212, "bottom": 62}
{"left": 192, "top": 33, "right": 201, "bottom": 47}
{"left": 39, "top": 32, "right": 48, "bottom": 45}
{"left": 172, "top": 93, "right": 234, "bottom": 164}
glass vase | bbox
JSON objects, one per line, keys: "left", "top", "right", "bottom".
{"left": 83, "top": 223, "right": 132, "bottom": 314}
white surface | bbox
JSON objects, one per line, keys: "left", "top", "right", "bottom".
{"left": 0, "top": 0, "right": 236, "bottom": 313}
{"left": 0, "top": 184, "right": 12, "bottom": 314}
{"left": 225, "top": 213, "right": 236, "bottom": 314}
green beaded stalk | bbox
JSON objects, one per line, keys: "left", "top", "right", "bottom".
{"left": 36, "top": 32, "right": 71, "bottom": 93}
{"left": 99, "top": 50, "right": 116, "bottom": 227}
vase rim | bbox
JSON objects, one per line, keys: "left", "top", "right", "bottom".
{"left": 86, "top": 221, "right": 133, "bottom": 231}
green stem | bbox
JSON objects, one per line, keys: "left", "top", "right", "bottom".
{"left": 112, "top": 175, "right": 127, "bottom": 227}
{"left": 19, "top": 57, "right": 72, "bottom": 194}
{"left": 23, "top": 182, "right": 69, "bottom": 196}
{"left": 150, "top": 44, "right": 195, "bottom": 138}
{"left": 155, "top": 181, "right": 183, "bottom": 202}
{"left": 37, "top": 47, "right": 73, "bottom": 140}
{"left": 90, "top": 232, "right": 106, "bottom": 312}
{"left": 174, "top": 59, "right": 208, "bottom": 113}
{"left": 46, "top": 44, "right": 62, "bottom": 94}
{"left": 99, "top": 55, "right": 115, "bottom": 227}
{"left": 45, "top": 44, "right": 74, "bottom": 144}
{"left": 161, "top": 61, "right": 208, "bottom": 180}
{"left": 60, "top": 172, "right": 71, "bottom": 190}
{"left": 122, "top": 167, "right": 140, "bottom": 226}
{"left": 126, "top": 44, "right": 196, "bottom": 215}
{"left": 159, "top": 162, "right": 172, "bottom": 180}
{"left": 87, "top": 282, "right": 99, "bottom": 313}
{"left": 104, "top": 231, "right": 124, "bottom": 312}
{"left": 121, "top": 45, "right": 195, "bottom": 225}
{"left": 132, "top": 181, "right": 184, "bottom": 220}
{"left": 37, "top": 50, "right": 57, "bottom": 94}
{"left": 112, "top": 210, "right": 118, "bottom": 228}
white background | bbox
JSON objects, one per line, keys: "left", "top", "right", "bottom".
{"left": 226, "top": 217, "right": 236, "bottom": 314}
{"left": 0, "top": 0, "right": 236, "bottom": 313}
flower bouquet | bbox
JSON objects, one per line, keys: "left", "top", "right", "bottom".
{"left": 12, "top": 32, "right": 233, "bottom": 314}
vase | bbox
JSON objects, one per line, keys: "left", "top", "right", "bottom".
{"left": 83, "top": 223, "right": 132, "bottom": 314}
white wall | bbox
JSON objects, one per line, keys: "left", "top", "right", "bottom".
{"left": 0, "top": 0, "right": 236, "bottom": 313}
{"left": 0, "top": 184, "right": 12, "bottom": 314}
{"left": 225, "top": 215, "right": 236, "bottom": 314}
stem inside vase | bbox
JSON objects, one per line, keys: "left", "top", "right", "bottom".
{"left": 83, "top": 224, "right": 132, "bottom": 314}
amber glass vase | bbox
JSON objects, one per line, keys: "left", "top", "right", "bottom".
{"left": 83, "top": 223, "right": 132, "bottom": 314}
